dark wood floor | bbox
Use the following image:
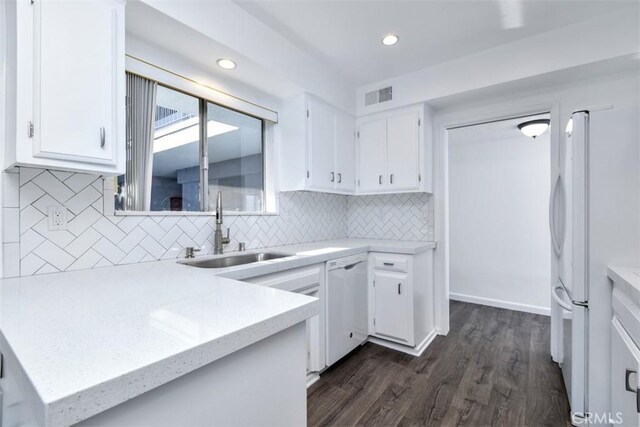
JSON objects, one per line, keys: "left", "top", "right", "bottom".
{"left": 308, "top": 301, "right": 571, "bottom": 427}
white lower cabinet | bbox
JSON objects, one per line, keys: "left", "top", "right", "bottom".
{"left": 368, "top": 251, "right": 435, "bottom": 351}
{"left": 244, "top": 264, "right": 325, "bottom": 376}
{"left": 244, "top": 249, "right": 435, "bottom": 379}
{"left": 610, "top": 286, "right": 640, "bottom": 427}
{"left": 371, "top": 270, "right": 412, "bottom": 344}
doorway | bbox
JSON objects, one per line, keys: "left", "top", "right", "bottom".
{"left": 447, "top": 113, "right": 552, "bottom": 314}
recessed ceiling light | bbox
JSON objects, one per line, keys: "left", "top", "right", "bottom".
{"left": 217, "top": 58, "right": 236, "bottom": 70}
{"left": 518, "top": 119, "right": 550, "bottom": 139}
{"left": 381, "top": 34, "right": 399, "bottom": 46}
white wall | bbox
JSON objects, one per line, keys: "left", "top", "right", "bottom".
{"left": 448, "top": 128, "right": 551, "bottom": 314}
{"left": 430, "top": 69, "right": 640, "bottom": 333}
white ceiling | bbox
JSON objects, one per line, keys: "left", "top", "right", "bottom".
{"left": 449, "top": 113, "right": 551, "bottom": 145}
{"left": 126, "top": 1, "right": 302, "bottom": 102}
{"left": 234, "top": 0, "right": 636, "bottom": 86}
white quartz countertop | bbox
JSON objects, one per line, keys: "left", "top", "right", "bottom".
{"left": 0, "top": 238, "right": 435, "bottom": 426}
{"left": 214, "top": 238, "right": 436, "bottom": 280}
{"left": 608, "top": 265, "right": 640, "bottom": 301}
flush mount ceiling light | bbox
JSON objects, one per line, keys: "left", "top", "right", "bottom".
{"left": 518, "top": 119, "right": 550, "bottom": 139}
{"left": 217, "top": 58, "right": 236, "bottom": 70}
{"left": 381, "top": 34, "right": 399, "bottom": 46}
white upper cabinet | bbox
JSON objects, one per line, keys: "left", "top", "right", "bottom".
{"left": 279, "top": 93, "right": 356, "bottom": 194}
{"left": 308, "top": 100, "right": 336, "bottom": 191}
{"left": 357, "top": 118, "right": 387, "bottom": 192}
{"left": 335, "top": 113, "right": 356, "bottom": 192}
{"left": 5, "top": 0, "right": 125, "bottom": 175}
{"left": 356, "top": 104, "right": 433, "bottom": 194}
{"left": 387, "top": 112, "right": 420, "bottom": 190}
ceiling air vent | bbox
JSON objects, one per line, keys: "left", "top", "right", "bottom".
{"left": 364, "top": 86, "right": 393, "bottom": 106}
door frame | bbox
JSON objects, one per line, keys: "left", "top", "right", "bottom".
{"left": 432, "top": 100, "right": 560, "bottom": 335}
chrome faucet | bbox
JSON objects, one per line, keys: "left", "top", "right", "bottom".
{"left": 214, "top": 190, "right": 230, "bottom": 254}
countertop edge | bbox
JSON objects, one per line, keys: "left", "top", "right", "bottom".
{"left": 608, "top": 266, "right": 640, "bottom": 288}
{"left": 218, "top": 241, "right": 437, "bottom": 280}
{"left": 47, "top": 299, "right": 320, "bottom": 426}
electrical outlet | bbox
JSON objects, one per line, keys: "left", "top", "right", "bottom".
{"left": 47, "top": 206, "right": 67, "bottom": 231}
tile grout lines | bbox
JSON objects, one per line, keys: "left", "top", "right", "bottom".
{"left": 10, "top": 167, "right": 432, "bottom": 277}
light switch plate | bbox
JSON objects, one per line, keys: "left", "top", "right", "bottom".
{"left": 47, "top": 206, "right": 68, "bottom": 231}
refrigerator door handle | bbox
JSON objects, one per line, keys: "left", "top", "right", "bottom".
{"left": 549, "top": 174, "right": 562, "bottom": 256}
{"left": 556, "top": 176, "right": 565, "bottom": 253}
{"left": 552, "top": 285, "right": 573, "bottom": 311}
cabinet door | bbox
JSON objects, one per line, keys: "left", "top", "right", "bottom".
{"left": 335, "top": 113, "right": 355, "bottom": 192}
{"left": 32, "top": 0, "right": 122, "bottom": 165}
{"left": 386, "top": 112, "right": 420, "bottom": 190}
{"left": 372, "top": 270, "right": 412, "bottom": 344}
{"left": 358, "top": 118, "right": 387, "bottom": 192}
{"left": 307, "top": 100, "right": 336, "bottom": 190}
{"left": 611, "top": 318, "right": 640, "bottom": 427}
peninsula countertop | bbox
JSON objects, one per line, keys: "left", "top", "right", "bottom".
{"left": 0, "top": 238, "right": 435, "bottom": 426}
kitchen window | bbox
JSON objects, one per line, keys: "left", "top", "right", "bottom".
{"left": 116, "top": 73, "right": 266, "bottom": 214}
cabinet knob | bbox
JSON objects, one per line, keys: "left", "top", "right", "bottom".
{"left": 100, "top": 127, "right": 106, "bottom": 148}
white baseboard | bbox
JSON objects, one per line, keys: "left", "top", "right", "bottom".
{"left": 449, "top": 292, "right": 550, "bottom": 316}
{"left": 306, "top": 372, "right": 320, "bottom": 388}
{"left": 367, "top": 328, "right": 438, "bottom": 357}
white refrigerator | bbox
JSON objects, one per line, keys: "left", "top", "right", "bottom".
{"left": 550, "top": 106, "right": 640, "bottom": 423}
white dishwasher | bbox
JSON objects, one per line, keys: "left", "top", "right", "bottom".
{"left": 326, "top": 253, "right": 369, "bottom": 366}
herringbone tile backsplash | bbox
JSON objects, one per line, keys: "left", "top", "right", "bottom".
{"left": 2, "top": 168, "right": 432, "bottom": 277}
{"left": 348, "top": 193, "right": 433, "bottom": 241}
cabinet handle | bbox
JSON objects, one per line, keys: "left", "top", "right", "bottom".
{"left": 330, "top": 172, "right": 335, "bottom": 182}
{"left": 624, "top": 369, "right": 640, "bottom": 413}
{"left": 390, "top": 174, "right": 394, "bottom": 184}
{"left": 398, "top": 283, "right": 402, "bottom": 294}
{"left": 379, "top": 175, "right": 383, "bottom": 185}
{"left": 383, "top": 262, "right": 394, "bottom": 266}
{"left": 626, "top": 369, "right": 636, "bottom": 392}
{"left": 100, "top": 127, "right": 106, "bottom": 148}
{"left": 337, "top": 173, "right": 342, "bottom": 184}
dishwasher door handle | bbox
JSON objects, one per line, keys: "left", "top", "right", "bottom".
{"left": 343, "top": 261, "right": 364, "bottom": 271}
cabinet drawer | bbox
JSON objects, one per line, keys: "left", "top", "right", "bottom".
{"left": 245, "top": 265, "right": 322, "bottom": 293}
{"left": 371, "top": 254, "right": 410, "bottom": 273}
{"left": 613, "top": 288, "right": 640, "bottom": 350}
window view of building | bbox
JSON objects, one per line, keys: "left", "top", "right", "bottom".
{"left": 118, "top": 81, "right": 265, "bottom": 213}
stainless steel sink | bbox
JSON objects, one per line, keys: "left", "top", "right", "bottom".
{"left": 182, "top": 252, "right": 292, "bottom": 269}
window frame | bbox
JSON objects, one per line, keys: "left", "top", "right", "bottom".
{"left": 116, "top": 79, "right": 269, "bottom": 216}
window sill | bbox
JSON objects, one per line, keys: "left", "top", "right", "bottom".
{"left": 112, "top": 210, "right": 278, "bottom": 217}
